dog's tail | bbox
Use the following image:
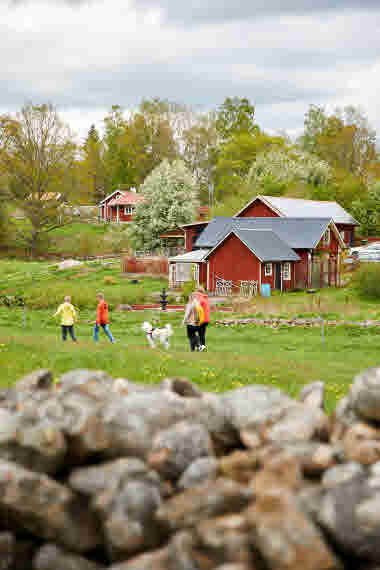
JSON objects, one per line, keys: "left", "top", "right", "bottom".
{"left": 165, "top": 323, "right": 173, "bottom": 336}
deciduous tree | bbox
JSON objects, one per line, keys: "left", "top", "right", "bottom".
{"left": 129, "top": 159, "right": 198, "bottom": 251}
{"left": 351, "top": 182, "right": 380, "bottom": 237}
{"left": 0, "top": 103, "right": 76, "bottom": 256}
{"left": 215, "top": 97, "right": 257, "bottom": 141}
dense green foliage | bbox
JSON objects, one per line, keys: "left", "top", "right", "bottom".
{"left": 353, "top": 263, "right": 380, "bottom": 299}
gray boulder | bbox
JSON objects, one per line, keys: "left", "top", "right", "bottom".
{"left": 318, "top": 473, "right": 380, "bottom": 563}
{"left": 148, "top": 421, "right": 214, "bottom": 479}
{"left": 156, "top": 478, "right": 253, "bottom": 532}
{"left": 177, "top": 457, "right": 218, "bottom": 490}
{"left": 15, "top": 369, "right": 53, "bottom": 392}
{"left": 223, "top": 385, "right": 328, "bottom": 446}
{"left": 70, "top": 458, "right": 165, "bottom": 561}
{"left": 33, "top": 544, "right": 104, "bottom": 570}
{"left": 299, "top": 381, "right": 326, "bottom": 410}
{"left": 350, "top": 367, "right": 380, "bottom": 422}
{"left": 0, "top": 460, "right": 100, "bottom": 553}
{"left": 322, "top": 462, "right": 365, "bottom": 488}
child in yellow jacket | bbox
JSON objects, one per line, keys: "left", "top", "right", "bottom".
{"left": 53, "top": 296, "right": 78, "bottom": 342}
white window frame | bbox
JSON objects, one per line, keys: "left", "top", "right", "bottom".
{"left": 282, "top": 262, "right": 291, "bottom": 281}
{"left": 322, "top": 228, "right": 330, "bottom": 246}
{"left": 264, "top": 262, "right": 272, "bottom": 276}
{"left": 191, "top": 263, "right": 200, "bottom": 286}
{"left": 124, "top": 205, "right": 134, "bottom": 215}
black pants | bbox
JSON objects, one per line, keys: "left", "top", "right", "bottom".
{"left": 187, "top": 325, "right": 200, "bottom": 351}
{"left": 199, "top": 322, "right": 208, "bottom": 346}
{"left": 61, "top": 325, "right": 77, "bottom": 342}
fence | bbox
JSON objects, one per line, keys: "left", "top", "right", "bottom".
{"left": 122, "top": 256, "right": 169, "bottom": 275}
{"left": 215, "top": 276, "right": 258, "bottom": 298}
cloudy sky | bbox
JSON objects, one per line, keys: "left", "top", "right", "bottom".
{"left": 1, "top": 0, "right": 379, "bottom": 141}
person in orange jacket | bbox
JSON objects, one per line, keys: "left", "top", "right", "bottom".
{"left": 195, "top": 286, "right": 210, "bottom": 351}
{"left": 94, "top": 292, "right": 116, "bottom": 343}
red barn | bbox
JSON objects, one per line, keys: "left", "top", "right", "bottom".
{"left": 98, "top": 189, "right": 144, "bottom": 223}
{"left": 169, "top": 216, "right": 345, "bottom": 293}
{"left": 235, "top": 195, "right": 358, "bottom": 247}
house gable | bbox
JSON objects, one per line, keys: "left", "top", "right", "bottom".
{"left": 204, "top": 229, "right": 299, "bottom": 263}
{"left": 235, "top": 195, "right": 282, "bottom": 218}
{"left": 99, "top": 190, "right": 122, "bottom": 205}
{"left": 206, "top": 232, "right": 262, "bottom": 287}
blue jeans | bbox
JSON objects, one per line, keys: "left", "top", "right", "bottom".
{"left": 94, "top": 323, "right": 115, "bottom": 343}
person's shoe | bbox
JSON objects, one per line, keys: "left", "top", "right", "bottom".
{"left": 199, "top": 345, "right": 206, "bottom": 352}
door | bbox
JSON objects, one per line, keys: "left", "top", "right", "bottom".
{"left": 274, "top": 263, "right": 281, "bottom": 290}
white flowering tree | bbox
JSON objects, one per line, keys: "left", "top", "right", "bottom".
{"left": 129, "top": 159, "right": 199, "bottom": 251}
{"left": 246, "top": 148, "right": 331, "bottom": 192}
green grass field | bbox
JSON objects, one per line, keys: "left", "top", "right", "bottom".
{"left": 0, "top": 259, "right": 168, "bottom": 309}
{"left": 0, "top": 259, "right": 379, "bottom": 412}
{"left": 1, "top": 306, "right": 380, "bottom": 411}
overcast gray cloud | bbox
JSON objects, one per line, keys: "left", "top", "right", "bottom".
{"left": 0, "top": 0, "right": 379, "bottom": 141}
{"left": 129, "top": 0, "right": 380, "bottom": 24}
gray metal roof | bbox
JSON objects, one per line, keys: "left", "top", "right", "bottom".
{"left": 195, "top": 217, "right": 332, "bottom": 250}
{"left": 237, "top": 195, "right": 359, "bottom": 225}
{"left": 205, "top": 229, "right": 300, "bottom": 262}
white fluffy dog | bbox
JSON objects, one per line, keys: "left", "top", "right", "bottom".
{"left": 142, "top": 321, "right": 173, "bottom": 349}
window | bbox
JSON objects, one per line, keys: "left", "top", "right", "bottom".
{"left": 124, "top": 205, "right": 134, "bottom": 215}
{"left": 322, "top": 229, "right": 330, "bottom": 246}
{"left": 282, "top": 262, "right": 291, "bottom": 281}
{"left": 264, "top": 263, "right": 272, "bottom": 276}
{"left": 340, "top": 230, "right": 346, "bottom": 243}
{"left": 191, "top": 263, "right": 199, "bottom": 286}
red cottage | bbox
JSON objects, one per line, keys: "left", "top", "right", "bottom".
{"left": 98, "top": 188, "right": 144, "bottom": 223}
{"left": 169, "top": 216, "right": 345, "bottom": 293}
{"left": 235, "top": 195, "right": 359, "bottom": 247}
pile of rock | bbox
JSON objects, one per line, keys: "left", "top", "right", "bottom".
{"left": 1, "top": 367, "right": 380, "bottom": 569}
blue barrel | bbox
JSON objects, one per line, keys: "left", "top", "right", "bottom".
{"left": 260, "top": 283, "right": 271, "bottom": 297}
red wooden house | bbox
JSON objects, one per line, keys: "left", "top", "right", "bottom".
{"left": 169, "top": 194, "right": 355, "bottom": 293}
{"left": 98, "top": 188, "right": 144, "bottom": 223}
{"left": 169, "top": 216, "right": 345, "bottom": 293}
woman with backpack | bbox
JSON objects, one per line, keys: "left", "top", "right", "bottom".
{"left": 182, "top": 292, "right": 205, "bottom": 352}
{"left": 195, "top": 286, "right": 210, "bottom": 351}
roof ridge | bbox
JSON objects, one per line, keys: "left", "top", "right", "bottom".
{"left": 262, "top": 195, "right": 338, "bottom": 205}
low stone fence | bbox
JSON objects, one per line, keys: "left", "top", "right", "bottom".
{"left": 2, "top": 366, "right": 380, "bottom": 569}
{"left": 216, "top": 316, "right": 380, "bottom": 328}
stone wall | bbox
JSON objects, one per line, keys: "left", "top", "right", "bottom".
{"left": 1, "top": 366, "right": 380, "bottom": 569}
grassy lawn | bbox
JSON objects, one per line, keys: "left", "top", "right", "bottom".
{"left": 233, "top": 286, "right": 380, "bottom": 322}
{"left": 7, "top": 219, "right": 130, "bottom": 257}
{"left": 0, "top": 259, "right": 168, "bottom": 309}
{"left": 48, "top": 222, "right": 130, "bottom": 256}
{"left": 0, "top": 258, "right": 379, "bottom": 412}
{"left": 1, "top": 306, "right": 380, "bottom": 411}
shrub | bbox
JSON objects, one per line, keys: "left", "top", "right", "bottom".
{"left": 353, "top": 263, "right": 380, "bottom": 298}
